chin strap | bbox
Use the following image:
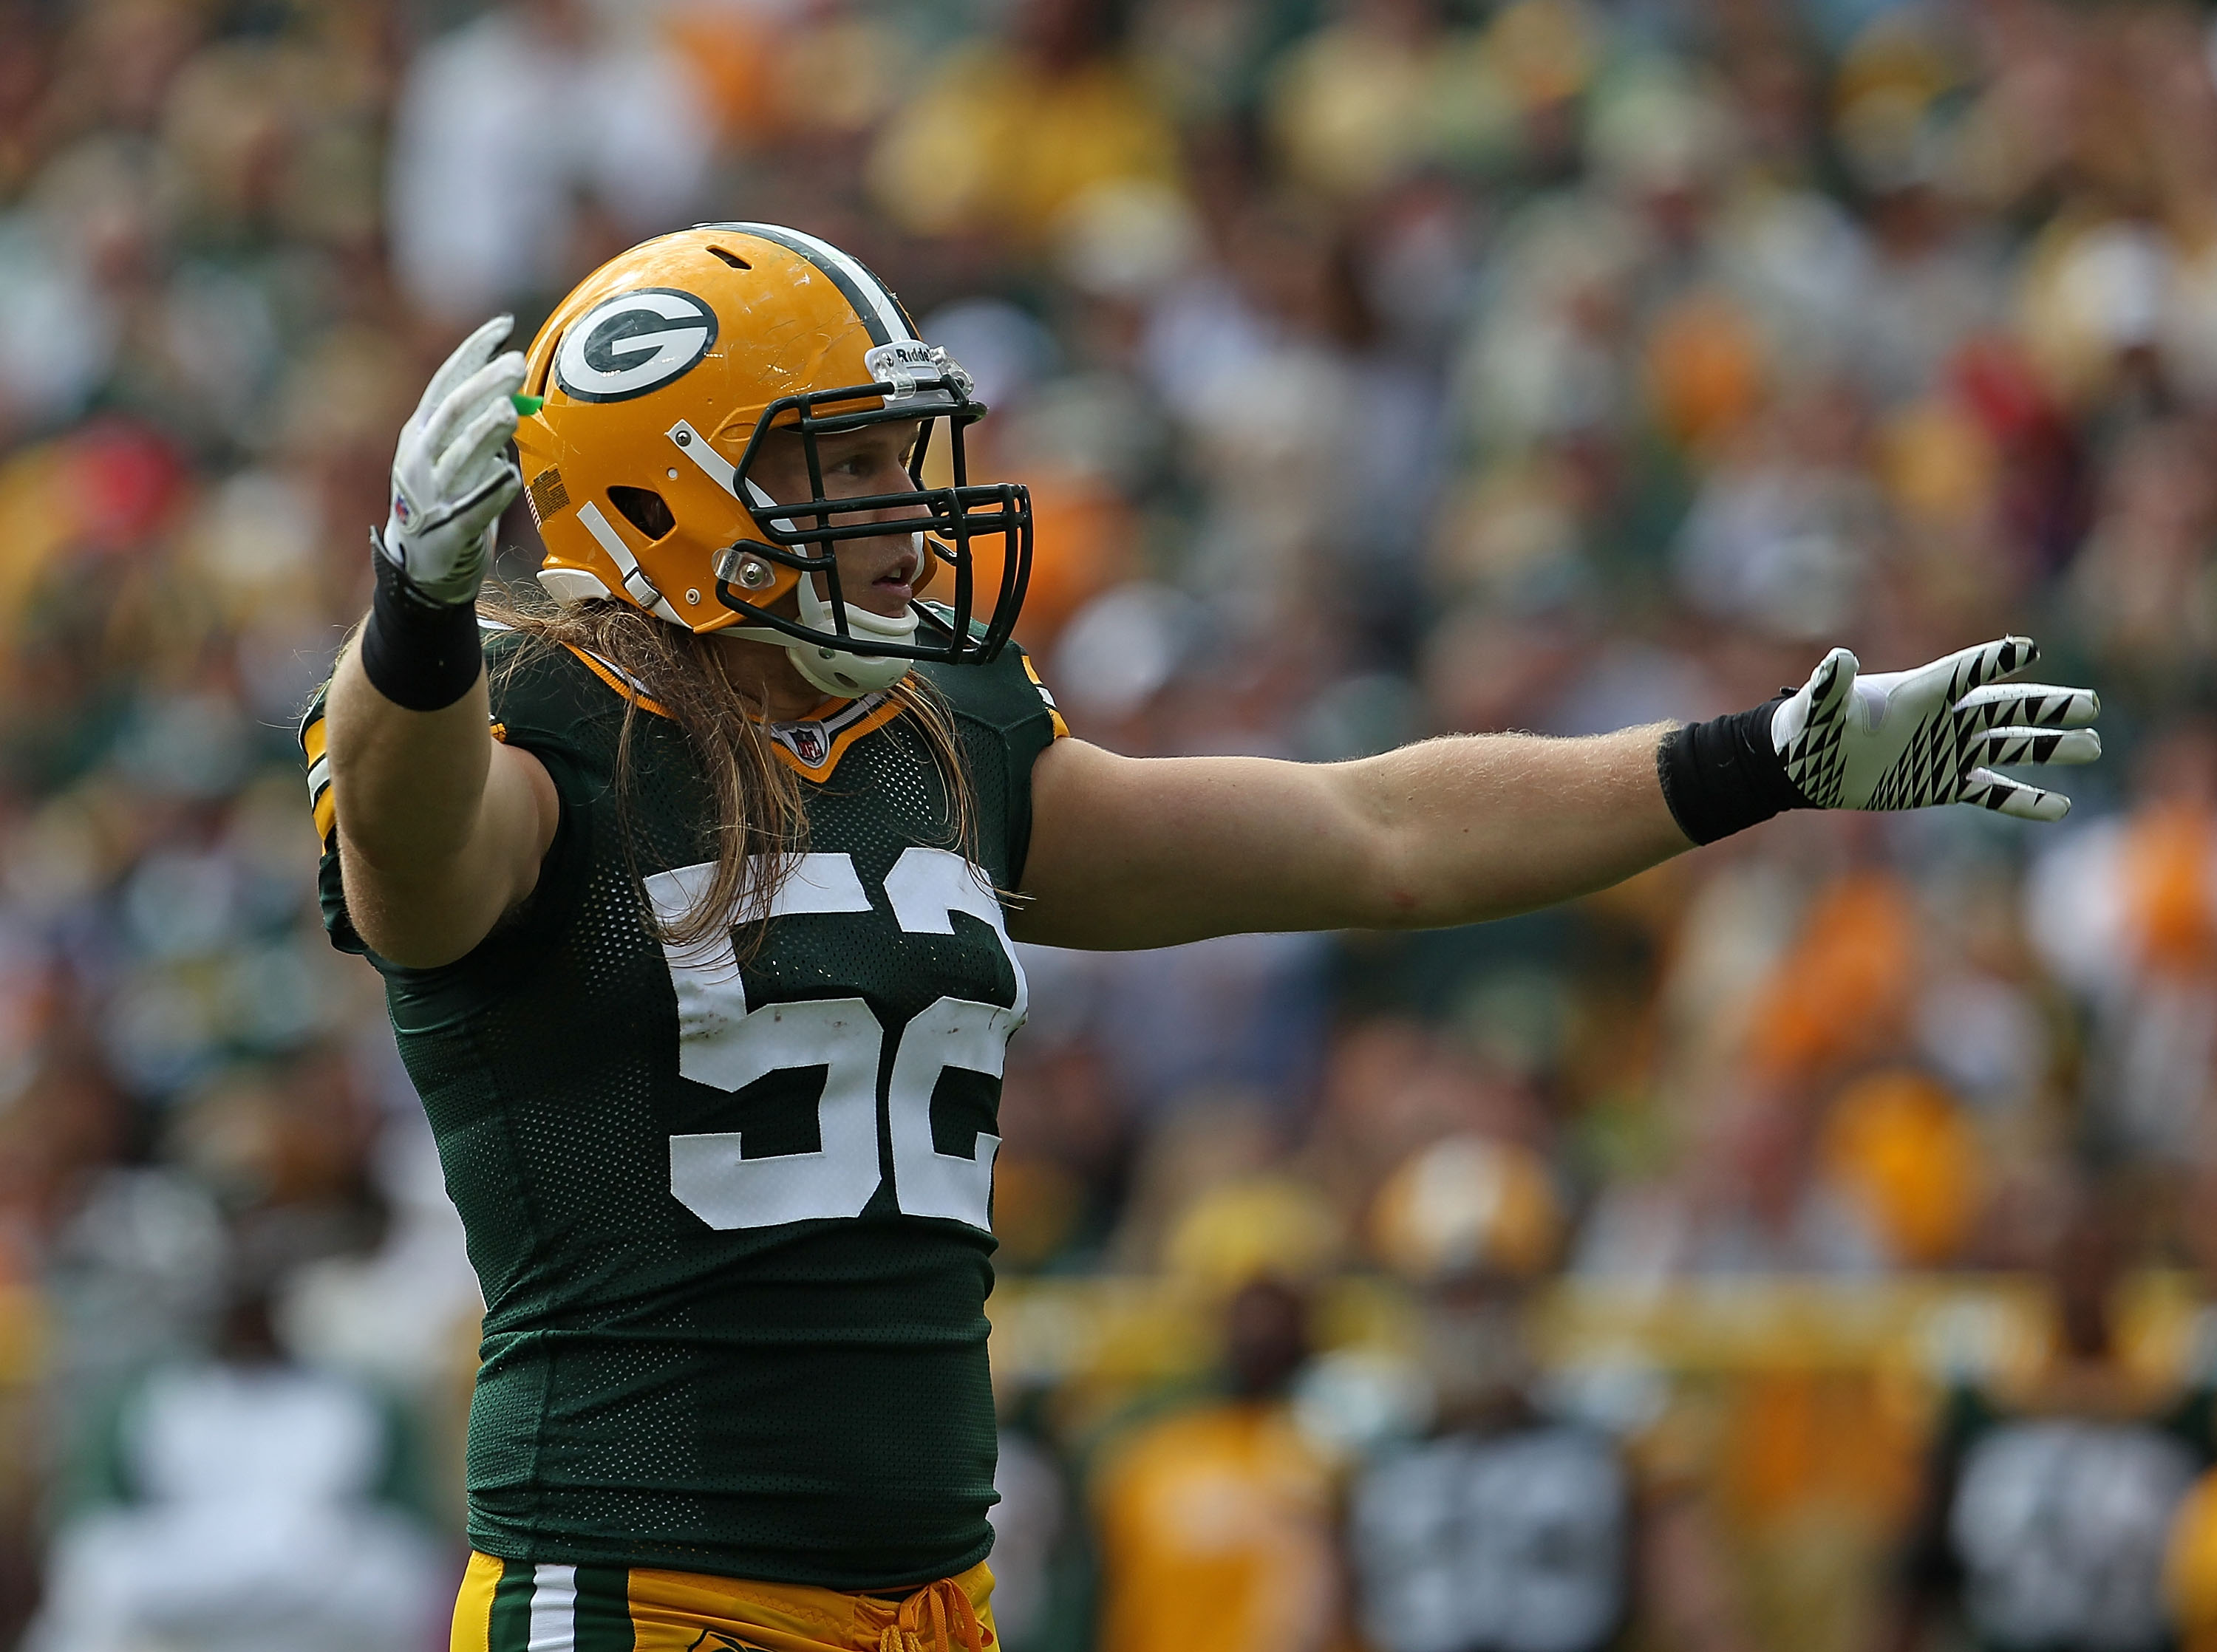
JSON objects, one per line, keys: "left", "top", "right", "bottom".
{"left": 727, "top": 595, "right": 917, "bottom": 696}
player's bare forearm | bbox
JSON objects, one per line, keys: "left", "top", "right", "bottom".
{"left": 1012, "top": 727, "right": 1689, "bottom": 949}
{"left": 1342, "top": 723, "right": 1690, "bottom": 924}
{"left": 325, "top": 638, "right": 554, "bottom": 966}
{"left": 327, "top": 638, "right": 491, "bottom": 870}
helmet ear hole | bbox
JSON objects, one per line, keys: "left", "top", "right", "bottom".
{"left": 607, "top": 485, "right": 677, "bottom": 541}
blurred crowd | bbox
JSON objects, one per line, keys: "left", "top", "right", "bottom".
{"left": 1, "top": 0, "right": 2216, "bottom": 1647}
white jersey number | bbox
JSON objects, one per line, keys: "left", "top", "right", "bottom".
{"left": 1951, "top": 1419, "right": 2198, "bottom": 1652}
{"left": 643, "top": 847, "right": 1024, "bottom": 1234}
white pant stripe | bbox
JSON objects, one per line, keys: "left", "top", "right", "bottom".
{"left": 528, "top": 1563, "right": 577, "bottom": 1651}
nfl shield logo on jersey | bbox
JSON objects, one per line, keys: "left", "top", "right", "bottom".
{"left": 780, "top": 722, "right": 828, "bottom": 766}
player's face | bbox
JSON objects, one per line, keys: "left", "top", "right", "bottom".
{"left": 749, "top": 420, "right": 924, "bottom": 620}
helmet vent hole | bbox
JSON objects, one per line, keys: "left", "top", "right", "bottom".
{"left": 607, "top": 485, "right": 677, "bottom": 541}
{"left": 707, "top": 246, "right": 751, "bottom": 270}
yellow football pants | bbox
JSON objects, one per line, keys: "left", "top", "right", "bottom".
{"left": 452, "top": 1551, "right": 998, "bottom": 1652}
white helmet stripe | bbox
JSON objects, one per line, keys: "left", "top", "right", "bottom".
{"left": 704, "top": 222, "right": 916, "bottom": 345}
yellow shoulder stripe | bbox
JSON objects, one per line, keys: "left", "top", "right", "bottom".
{"left": 300, "top": 710, "right": 510, "bottom": 850}
{"left": 562, "top": 644, "right": 675, "bottom": 720}
{"left": 1021, "top": 655, "right": 1071, "bottom": 740}
{"left": 302, "top": 711, "right": 336, "bottom": 845}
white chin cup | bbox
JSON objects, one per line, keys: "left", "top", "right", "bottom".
{"left": 785, "top": 638, "right": 913, "bottom": 699}
{"left": 734, "top": 566, "right": 919, "bottom": 699}
{"left": 788, "top": 542, "right": 922, "bottom": 697}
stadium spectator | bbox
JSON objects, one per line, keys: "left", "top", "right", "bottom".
{"left": 386, "top": 0, "right": 711, "bottom": 323}
{"left": 1090, "top": 1273, "right": 1345, "bottom": 1652}
{"left": 22, "top": 1223, "right": 448, "bottom": 1652}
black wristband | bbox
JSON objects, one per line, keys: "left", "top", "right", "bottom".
{"left": 360, "top": 533, "right": 483, "bottom": 712}
{"left": 1655, "top": 696, "right": 1811, "bottom": 844}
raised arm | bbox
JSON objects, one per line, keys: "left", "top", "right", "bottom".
{"left": 1013, "top": 637, "right": 2099, "bottom": 951}
{"left": 326, "top": 646, "right": 556, "bottom": 969}
{"left": 322, "top": 318, "right": 559, "bottom": 969}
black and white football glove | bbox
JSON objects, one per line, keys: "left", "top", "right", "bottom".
{"left": 1658, "top": 635, "right": 2100, "bottom": 844}
{"left": 376, "top": 315, "right": 527, "bottom": 607}
{"left": 1771, "top": 636, "right": 2100, "bottom": 822}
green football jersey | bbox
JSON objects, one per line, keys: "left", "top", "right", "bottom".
{"left": 300, "top": 615, "right": 1064, "bottom": 1588}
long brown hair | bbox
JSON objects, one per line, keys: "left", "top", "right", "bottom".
{"left": 480, "top": 587, "right": 975, "bottom": 957}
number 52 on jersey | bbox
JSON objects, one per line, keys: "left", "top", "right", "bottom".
{"left": 644, "top": 846, "right": 1024, "bottom": 1235}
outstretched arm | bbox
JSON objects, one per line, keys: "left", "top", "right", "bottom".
{"left": 1012, "top": 636, "right": 2099, "bottom": 952}
{"left": 1013, "top": 725, "right": 1685, "bottom": 949}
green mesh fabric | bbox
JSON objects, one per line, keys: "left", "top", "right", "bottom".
{"left": 304, "top": 627, "right": 1059, "bottom": 1588}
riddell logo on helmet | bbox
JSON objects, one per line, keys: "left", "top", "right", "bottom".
{"left": 554, "top": 288, "right": 719, "bottom": 403}
{"left": 864, "top": 340, "right": 939, "bottom": 395}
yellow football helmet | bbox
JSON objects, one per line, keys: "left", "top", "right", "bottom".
{"left": 1369, "top": 1135, "right": 1564, "bottom": 1286}
{"left": 514, "top": 223, "right": 1032, "bottom": 697}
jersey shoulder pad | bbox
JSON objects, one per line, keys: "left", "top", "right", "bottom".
{"left": 295, "top": 629, "right": 629, "bottom": 959}
{"left": 479, "top": 622, "right": 673, "bottom": 755}
{"left": 912, "top": 606, "right": 1066, "bottom": 739}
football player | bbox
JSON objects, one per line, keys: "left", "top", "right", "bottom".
{"left": 1352, "top": 1136, "right": 1751, "bottom": 1652}
{"left": 303, "top": 223, "right": 2102, "bottom": 1652}
{"left": 1890, "top": 1186, "right": 2216, "bottom": 1652}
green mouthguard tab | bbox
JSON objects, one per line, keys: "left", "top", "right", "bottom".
{"left": 511, "top": 394, "right": 545, "bottom": 417}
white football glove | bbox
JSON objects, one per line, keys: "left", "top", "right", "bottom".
{"left": 1771, "top": 636, "right": 2100, "bottom": 822}
{"left": 378, "top": 315, "right": 527, "bottom": 606}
